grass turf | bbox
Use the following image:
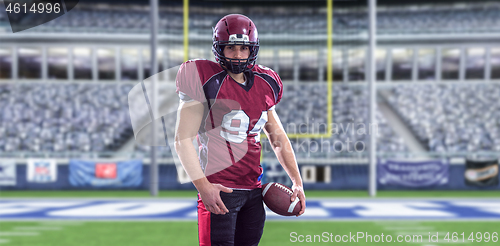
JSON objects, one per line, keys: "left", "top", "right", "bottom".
{"left": 1, "top": 221, "right": 499, "bottom": 246}
{"left": 1, "top": 190, "right": 500, "bottom": 198}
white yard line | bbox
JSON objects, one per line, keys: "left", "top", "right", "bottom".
{"left": 14, "top": 226, "right": 62, "bottom": 231}
{"left": 0, "top": 223, "right": 66, "bottom": 245}
{"left": 376, "top": 221, "right": 442, "bottom": 245}
{"left": 0, "top": 232, "right": 39, "bottom": 236}
{"left": 374, "top": 221, "right": 426, "bottom": 225}
{"left": 396, "top": 231, "right": 446, "bottom": 235}
{"left": 37, "top": 221, "right": 85, "bottom": 226}
{"left": 384, "top": 226, "right": 435, "bottom": 231}
{"left": 434, "top": 239, "right": 468, "bottom": 244}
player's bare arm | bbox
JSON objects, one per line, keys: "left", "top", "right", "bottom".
{"left": 263, "top": 108, "right": 306, "bottom": 216}
{"left": 174, "top": 99, "right": 233, "bottom": 215}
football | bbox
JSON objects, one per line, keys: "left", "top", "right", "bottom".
{"left": 262, "top": 182, "right": 302, "bottom": 216}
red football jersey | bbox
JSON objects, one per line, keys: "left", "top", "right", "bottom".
{"left": 176, "top": 59, "right": 283, "bottom": 189}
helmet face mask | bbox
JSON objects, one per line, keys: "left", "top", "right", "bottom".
{"left": 212, "top": 15, "right": 259, "bottom": 74}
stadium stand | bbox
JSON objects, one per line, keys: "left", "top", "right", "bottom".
{"left": 386, "top": 84, "right": 500, "bottom": 153}
{"left": 0, "top": 82, "right": 406, "bottom": 157}
{"left": 2, "top": 2, "right": 500, "bottom": 35}
{"left": 0, "top": 83, "right": 133, "bottom": 155}
{"left": 273, "top": 84, "right": 407, "bottom": 158}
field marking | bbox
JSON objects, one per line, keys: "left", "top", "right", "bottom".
{"left": 0, "top": 222, "right": 78, "bottom": 245}
{"left": 435, "top": 239, "right": 468, "bottom": 244}
{"left": 14, "top": 226, "right": 62, "bottom": 231}
{"left": 384, "top": 226, "right": 435, "bottom": 231}
{"left": 450, "top": 202, "right": 500, "bottom": 215}
{"left": 321, "top": 201, "right": 455, "bottom": 217}
{"left": 37, "top": 221, "right": 85, "bottom": 226}
{"left": 0, "top": 202, "right": 87, "bottom": 216}
{"left": 0, "top": 231, "right": 39, "bottom": 236}
{"left": 395, "top": 231, "right": 446, "bottom": 236}
{"left": 266, "top": 218, "right": 500, "bottom": 221}
{"left": 376, "top": 221, "right": 440, "bottom": 246}
{"left": 2, "top": 199, "right": 500, "bottom": 221}
{"left": 374, "top": 221, "right": 424, "bottom": 225}
{"left": 48, "top": 202, "right": 193, "bottom": 217}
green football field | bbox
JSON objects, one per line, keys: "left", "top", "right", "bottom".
{"left": 2, "top": 221, "right": 500, "bottom": 246}
{"left": 1, "top": 190, "right": 500, "bottom": 245}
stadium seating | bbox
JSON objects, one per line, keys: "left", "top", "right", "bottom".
{"left": 4, "top": 82, "right": 499, "bottom": 156}
{"left": 386, "top": 84, "right": 500, "bottom": 152}
{"left": 3, "top": 2, "right": 500, "bottom": 35}
{"left": 0, "top": 83, "right": 405, "bottom": 157}
{"left": 0, "top": 83, "right": 133, "bottom": 155}
{"left": 270, "top": 84, "right": 407, "bottom": 158}
{"left": 6, "top": 82, "right": 499, "bottom": 157}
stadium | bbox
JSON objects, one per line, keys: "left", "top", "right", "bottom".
{"left": 1, "top": 0, "right": 500, "bottom": 245}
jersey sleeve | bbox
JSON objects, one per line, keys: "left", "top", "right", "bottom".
{"left": 267, "top": 69, "right": 283, "bottom": 107}
{"left": 254, "top": 65, "right": 284, "bottom": 110}
{"left": 273, "top": 71, "right": 283, "bottom": 106}
{"left": 175, "top": 61, "right": 206, "bottom": 103}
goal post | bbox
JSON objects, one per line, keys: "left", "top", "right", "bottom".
{"left": 286, "top": 0, "right": 333, "bottom": 140}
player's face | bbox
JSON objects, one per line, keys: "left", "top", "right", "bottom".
{"left": 223, "top": 45, "right": 250, "bottom": 60}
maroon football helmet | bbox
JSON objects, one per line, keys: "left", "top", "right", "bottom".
{"left": 212, "top": 14, "right": 259, "bottom": 74}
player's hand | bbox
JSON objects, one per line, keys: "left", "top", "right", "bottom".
{"left": 291, "top": 184, "right": 306, "bottom": 217}
{"left": 199, "top": 183, "right": 233, "bottom": 215}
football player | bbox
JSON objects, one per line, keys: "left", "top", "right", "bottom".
{"left": 174, "top": 14, "right": 306, "bottom": 246}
